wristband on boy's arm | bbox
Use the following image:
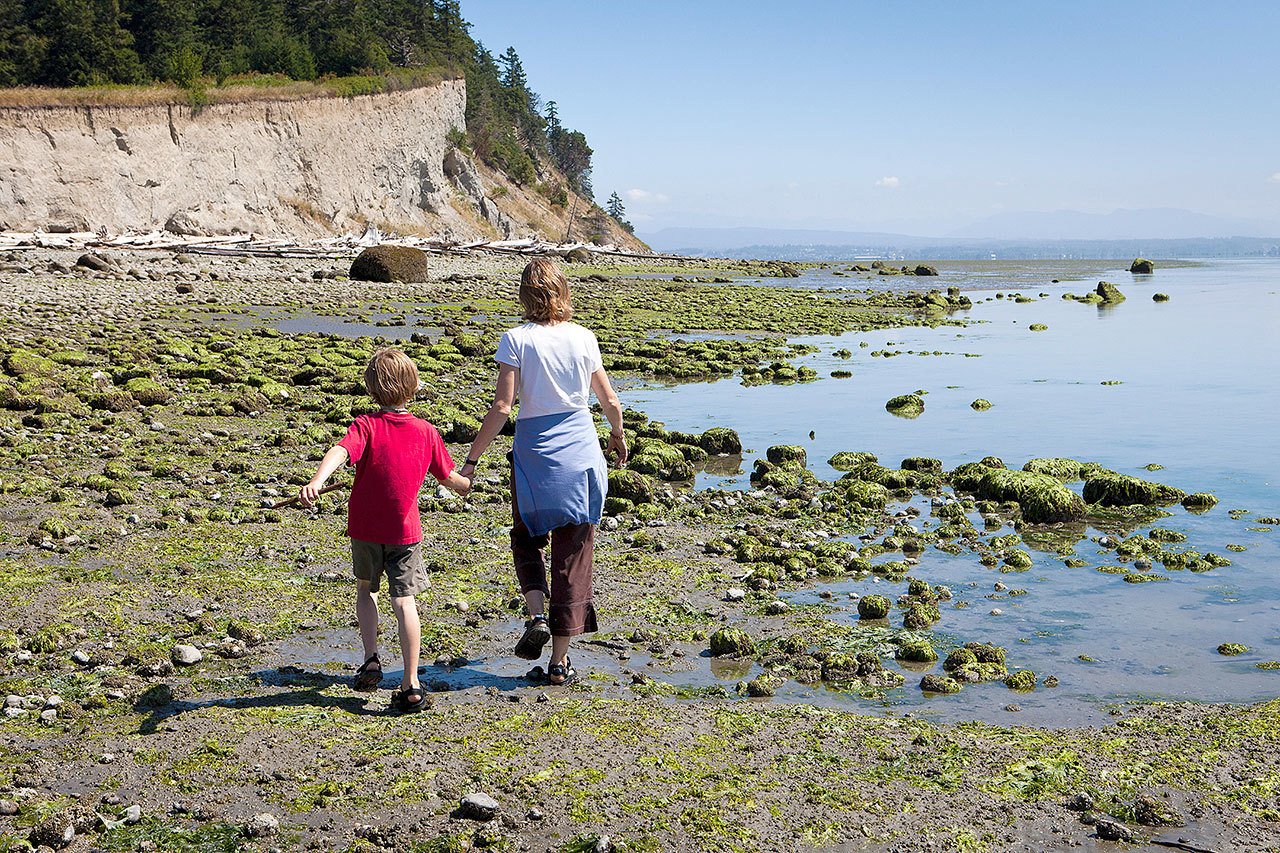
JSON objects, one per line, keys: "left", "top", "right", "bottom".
{"left": 463, "top": 458, "right": 480, "bottom": 467}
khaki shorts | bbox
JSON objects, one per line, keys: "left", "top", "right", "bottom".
{"left": 350, "top": 538, "right": 425, "bottom": 597}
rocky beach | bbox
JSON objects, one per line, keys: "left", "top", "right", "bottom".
{"left": 0, "top": 246, "right": 1277, "bottom": 851}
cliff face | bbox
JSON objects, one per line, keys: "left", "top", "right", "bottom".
{"left": 0, "top": 80, "right": 644, "bottom": 249}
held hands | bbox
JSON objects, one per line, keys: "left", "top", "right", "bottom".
{"left": 607, "top": 429, "right": 628, "bottom": 467}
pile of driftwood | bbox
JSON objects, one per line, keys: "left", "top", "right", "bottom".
{"left": 0, "top": 226, "right": 680, "bottom": 261}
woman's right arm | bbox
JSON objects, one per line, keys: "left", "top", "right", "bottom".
{"left": 460, "top": 363, "right": 517, "bottom": 477}
{"left": 591, "top": 368, "right": 628, "bottom": 466}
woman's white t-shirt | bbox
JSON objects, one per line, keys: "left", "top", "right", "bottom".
{"left": 495, "top": 321, "right": 603, "bottom": 420}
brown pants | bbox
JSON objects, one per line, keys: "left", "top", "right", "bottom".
{"left": 511, "top": 481, "right": 598, "bottom": 637}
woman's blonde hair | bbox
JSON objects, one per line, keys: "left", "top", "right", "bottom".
{"left": 364, "top": 348, "right": 419, "bottom": 408}
{"left": 519, "top": 258, "right": 573, "bottom": 323}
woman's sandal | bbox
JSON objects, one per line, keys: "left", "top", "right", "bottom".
{"left": 353, "top": 654, "right": 382, "bottom": 692}
{"left": 391, "top": 685, "right": 430, "bottom": 713}
{"left": 513, "top": 615, "right": 551, "bottom": 660}
{"left": 547, "top": 657, "right": 576, "bottom": 686}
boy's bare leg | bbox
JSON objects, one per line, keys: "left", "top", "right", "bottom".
{"left": 356, "top": 580, "right": 379, "bottom": 661}
{"left": 391, "top": 595, "right": 421, "bottom": 690}
{"left": 523, "top": 589, "right": 546, "bottom": 617}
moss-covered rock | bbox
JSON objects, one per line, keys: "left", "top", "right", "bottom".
{"left": 885, "top": 394, "right": 925, "bottom": 418}
{"left": 970, "top": 398, "right": 993, "bottom": 411}
{"left": 1217, "top": 643, "right": 1247, "bottom": 656}
{"left": 963, "top": 468, "right": 1086, "bottom": 523}
{"left": 1152, "top": 292, "right": 1170, "bottom": 302}
{"left": 943, "top": 647, "right": 978, "bottom": 672}
{"left": 765, "top": 445, "right": 807, "bottom": 466}
{"left": 1181, "top": 492, "right": 1218, "bottom": 511}
{"left": 895, "top": 637, "right": 938, "bottom": 662}
{"left": 919, "top": 674, "right": 961, "bottom": 694}
{"left": 1130, "top": 258, "right": 1155, "bottom": 274}
{"left": 85, "top": 390, "right": 136, "bottom": 412}
{"left": 857, "top": 594, "right": 891, "bottom": 619}
{"left": 123, "top": 376, "right": 171, "bottom": 406}
{"left": 608, "top": 469, "right": 655, "bottom": 504}
{"left": 901, "top": 457, "right": 942, "bottom": 473}
{"left": 828, "top": 451, "right": 877, "bottom": 471}
{"left": 698, "top": 427, "right": 742, "bottom": 455}
{"left": 1083, "top": 471, "right": 1185, "bottom": 507}
{"left": 1003, "top": 549, "right": 1033, "bottom": 570}
{"left": 1029, "top": 323, "right": 1049, "bottom": 331}
{"left": 709, "top": 627, "right": 756, "bottom": 657}
{"left": 1004, "top": 670, "right": 1037, "bottom": 690}
{"left": 1022, "top": 458, "right": 1084, "bottom": 480}
{"left": 1095, "top": 281, "right": 1126, "bottom": 303}
{"left": 349, "top": 245, "right": 430, "bottom": 283}
{"left": 902, "top": 602, "right": 941, "bottom": 630}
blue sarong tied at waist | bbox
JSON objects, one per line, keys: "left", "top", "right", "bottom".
{"left": 512, "top": 409, "right": 608, "bottom": 537}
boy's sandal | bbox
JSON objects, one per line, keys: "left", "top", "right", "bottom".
{"left": 391, "top": 685, "right": 429, "bottom": 713}
{"left": 353, "top": 654, "right": 382, "bottom": 691}
{"left": 547, "top": 657, "right": 576, "bottom": 686}
{"left": 513, "top": 615, "right": 551, "bottom": 660}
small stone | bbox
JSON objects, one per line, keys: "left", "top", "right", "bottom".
{"left": 452, "top": 600, "right": 470, "bottom": 613}
{"left": 244, "top": 813, "right": 279, "bottom": 838}
{"left": 29, "top": 816, "right": 75, "bottom": 848}
{"left": 526, "top": 807, "right": 544, "bottom": 820}
{"left": 1065, "top": 792, "right": 1095, "bottom": 812}
{"left": 765, "top": 600, "right": 789, "bottom": 615}
{"left": 70, "top": 650, "right": 91, "bottom": 665}
{"left": 601, "top": 516, "right": 619, "bottom": 531}
{"left": 122, "top": 804, "right": 142, "bottom": 824}
{"left": 171, "top": 644, "right": 203, "bottom": 666}
{"left": 4, "top": 706, "right": 26, "bottom": 718}
{"left": 4, "top": 694, "right": 21, "bottom": 708}
{"left": 44, "top": 695, "right": 62, "bottom": 708}
{"left": 989, "top": 608, "right": 1003, "bottom": 616}
{"left": 725, "top": 588, "right": 746, "bottom": 602}
{"left": 39, "top": 708, "right": 58, "bottom": 723}
{"left": 1094, "top": 818, "right": 1141, "bottom": 843}
{"left": 459, "top": 792, "right": 500, "bottom": 821}
{"left": 0, "top": 800, "right": 16, "bottom": 815}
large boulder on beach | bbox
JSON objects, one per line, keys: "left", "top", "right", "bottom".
{"left": 1129, "top": 258, "right": 1154, "bottom": 274}
{"left": 349, "top": 246, "right": 430, "bottom": 283}
{"left": 914, "top": 264, "right": 939, "bottom": 276}
{"left": 1083, "top": 471, "right": 1185, "bottom": 507}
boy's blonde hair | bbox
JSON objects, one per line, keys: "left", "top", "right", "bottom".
{"left": 519, "top": 258, "right": 573, "bottom": 323}
{"left": 364, "top": 348, "right": 419, "bottom": 408}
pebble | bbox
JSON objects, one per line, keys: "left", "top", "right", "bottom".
{"left": 1, "top": 708, "right": 23, "bottom": 718}
{"left": 459, "top": 792, "right": 500, "bottom": 821}
{"left": 245, "top": 813, "right": 280, "bottom": 838}
{"left": 452, "top": 600, "right": 470, "bottom": 613}
{"left": 38, "top": 709, "right": 58, "bottom": 723}
{"left": 171, "top": 644, "right": 203, "bottom": 666}
{"left": 990, "top": 608, "right": 1003, "bottom": 616}
{"left": 3, "top": 695, "right": 20, "bottom": 708}
{"left": 123, "top": 804, "right": 142, "bottom": 824}
{"left": 526, "top": 807, "right": 544, "bottom": 820}
{"left": 725, "top": 588, "right": 746, "bottom": 602}
{"left": 71, "top": 649, "right": 91, "bottom": 665}
{"left": 0, "top": 800, "right": 16, "bottom": 816}
{"left": 600, "top": 516, "right": 619, "bottom": 531}
{"left": 15, "top": 650, "right": 32, "bottom": 662}
{"left": 44, "top": 695, "right": 61, "bottom": 708}
{"left": 765, "top": 600, "right": 789, "bottom": 615}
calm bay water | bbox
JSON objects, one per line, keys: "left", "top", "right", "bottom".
{"left": 624, "top": 258, "right": 1280, "bottom": 724}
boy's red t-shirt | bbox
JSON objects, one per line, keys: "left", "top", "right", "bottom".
{"left": 337, "top": 412, "right": 454, "bottom": 545}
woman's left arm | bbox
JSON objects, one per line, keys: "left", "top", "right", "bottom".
{"left": 591, "top": 368, "right": 628, "bottom": 467}
{"left": 460, "top": 364, "right": 517, "bottom": 477}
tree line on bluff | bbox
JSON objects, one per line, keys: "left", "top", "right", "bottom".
{"left": 0, "top": 0, "right": 633, "bottom": 228}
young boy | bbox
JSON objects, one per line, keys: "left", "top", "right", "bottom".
{"left": 300, "top": 348, "right": 470, "bottom": 712}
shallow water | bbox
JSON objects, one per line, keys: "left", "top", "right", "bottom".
{"left": 624, "top": 258, "right": 1280, "bottom": 724}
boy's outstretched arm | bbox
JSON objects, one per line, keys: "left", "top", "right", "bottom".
{"left": 300, "top": 445, "right": 349, "bottom": 507}
{"left": 441, "top": 470, "right": 471, "bottom": 496}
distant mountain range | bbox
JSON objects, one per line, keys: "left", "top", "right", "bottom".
{"left": 642, "top": 208, "right": 1280, "bottom": 259}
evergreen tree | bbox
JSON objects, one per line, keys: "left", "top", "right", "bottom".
{"left": 606, "top": 192, "right": 625, "bottom": 221}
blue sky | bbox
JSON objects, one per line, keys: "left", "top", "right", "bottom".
{"left": 462, "top": 1, "right": 1280, "bottom": 236}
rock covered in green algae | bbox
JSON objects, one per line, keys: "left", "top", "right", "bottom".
{"left": 1130, "top": 258, "right": 1155, "bottom": 274}
{"left": 902, "top": 602, "right": 941, "bottom": 630}
{"left": 885, "top": 393, "right": 925, "bottom": 418}
{"left": 122, "top": 376, "right": 171, "bottom": 405}
{"left": 856, "top": 594, "right": 891, "bottom": 620}
{"left": 1002, "top": 549, "right": 1033, "bottom": 570}
{"left": 1181, "top": 492, "right": 1218, "bottom": 511}
{"left": 828, "top": 451, "right": 878, "bottom": 471}
{"left": 1083, "top": 471, "right": 1185, "bottom": 507}
{"left": 746, "top": 673, "right": 784, "bottom": 697}
{"left": 970, "top": 398, "right": 993, "bottom": 411}
{"left": 957, "top": 467, "right": 1086, "bottom": 524}
{"left": 915, "top": 265, "right": 939, "bottom": 276}
{"left": 1217, "top": 643, "right": 1248, "bottom": 656}
{"left": 349, "top": 245, "right": 430, "bottom": 283}
{"left": 1152, "top": 292, "right": 1170, "bottom": 302}
{"left": 901, "top": 457, "right": 942, "bottom": 473}
{"left": 607, "top": 469, "right": 656, "bottom": 505}
{"left": 698, "top": 427, "right": 742, "bottom": 455}
{"left": 1004, "top": 670, "right": 1037, "bottom": 691}
{"left": 1095, "top": 281, "right": 1126, "bottom": 303}
{"left": 919, "top": 674, "right": 962, "bottom": 694}
{"left": 709, "top": 628, "right": 756, "bottom": 658}
{"left": 765, "top": 445, "right": 807, "bottom": 466}
{"left": 1022, "top": 458, "right": 1085, "bottom": 480}
{"left": 894, "top": 637, "right": 938, "bottom": 662}
{"left": 1029, "top": 323, "right": 1048, "bottom": 331}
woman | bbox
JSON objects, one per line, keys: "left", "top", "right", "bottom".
{"left": 460, "top": 258, "right": 627, "bottom": 685}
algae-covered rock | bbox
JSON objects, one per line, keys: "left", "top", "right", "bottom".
{"left": 1029, "top": 323, "right": 1048, "bottom": 331}
{"left": 746, "top": 673, "right": 783, "bottom": 697}
{"left": 943, "top": 648, "right": 978, "bottom": 671}
{"left": 1095, "top": 281, "right": 1126, "bottom": 303}
{"left": 86, "top": 390, "right": 136, "bottom": 412}
{"left": 1181, "top": 492, "right": 1218, "bottom": 511}
{"left": 349, "top": 246, "right": 430, "bottom": 283}
{"left": 1003, "top": 549, "right": 1033, "bottom": 570}
{"left": 608, "top": 469, "right": 655, "bottom": 504}
{"left": 449, "top": 333, "right": 489, "bottom": 357}
{"left": 1217, "top": 643, "right": 1247, "bottom": 656}
{"left": 1004, "top": 669, "right": 1037, "bottom": 690}
{"left": 857, "top": 594, "right": 891, "bottom": 620}
{"left": 836, "top": 479, "right": 891, "bottom": 510}
{"left": 709, "top": 628, "right": 756, "bottom": 657}
{"left": 967, "top": 468, "right": 1086, "bottom": 523}
{"left": 1152, "top": 293, "right": 1170, "bottom": 302}
{"left": 698, "top": 427, "right": 742, "bottom": 455}
{"left": 765, "top": 445, "right": 807, "bottom": 466}
{"left": 603, "top": 497, "right": 633, "bottom": 515}
{"left": 1022, "top": 458, "right": 1085, "bottom": 480}
{"left": 885, "top": 394, "right": 924, "bottom": 418}
{"left": 919, "top": 674, "right": 961, "bottom": 694}
{"left": 901, "top": 457, "right": 942, "bottom": 473}
{"left": 828, "top": 451, "right": 877, "bottom": 471}
{"left": 1129, "top": 258, "right": 1155, "bottom": 274}
{"left": 970, "top": 398, "right": 993, "bottom": 411}
{"left": 902, "top": 602, "right": 941, "bottom": 630}
{"left": 895, "top": 637, "right": 938, "bottom": 663}
{"left": 915, "top": 264, "right": 939, "bottom": 276}
{"left": 123, "top": 377, "right": 171, "bottom": 406}
{"left": 1083, "top": 471, "right": 1185, "bottom": 507}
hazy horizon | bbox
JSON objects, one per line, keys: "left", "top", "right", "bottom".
{"left": 464, "top": 1, "right": 1280, "bottom": 240}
